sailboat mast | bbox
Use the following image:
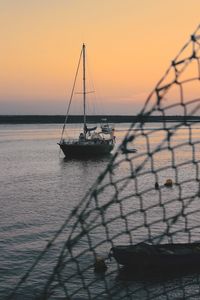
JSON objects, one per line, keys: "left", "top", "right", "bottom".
{"left": 83, "top": 43, "right": 86, "bottom": 137}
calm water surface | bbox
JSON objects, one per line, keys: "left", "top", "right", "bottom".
{"left": 1, "top": 123, "right": 200, "bottom": 299}
{"left": 0, "top": 123, "right": 126, "bottom": 298}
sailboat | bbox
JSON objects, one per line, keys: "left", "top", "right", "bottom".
{"left": 58, "top": 44, "right": 116, "bottom": 157}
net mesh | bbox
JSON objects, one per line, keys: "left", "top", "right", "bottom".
{"left": 9, "top": 24, "right": 200, "bottom": 299}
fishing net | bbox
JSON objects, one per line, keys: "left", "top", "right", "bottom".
{"left": 9, "top": 24, "right": 200, "bottom": 299}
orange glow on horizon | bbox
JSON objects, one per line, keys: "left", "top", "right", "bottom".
{"left": 1, "top": 1, "right": 200, "bottom": 114}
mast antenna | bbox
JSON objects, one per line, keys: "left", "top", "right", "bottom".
{"left": 83, "top": 43, "right": 87, "bottom": 137}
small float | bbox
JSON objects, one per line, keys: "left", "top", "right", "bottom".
{"left": 164, "top": 179, "right": 173, "bottom": 187}
{"left": 94, "top": 256, "right": 107, "bottom": 273}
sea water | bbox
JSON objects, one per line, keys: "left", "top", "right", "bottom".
{"left": 1, "top": 123, "right": 200, "bottom": 299}
{"left": 0, "top": 123, "right": 125, "bottom": 298}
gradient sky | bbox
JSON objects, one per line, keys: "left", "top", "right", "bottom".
{"left": 1, "top": 0, "right": 200, "bottom": 115}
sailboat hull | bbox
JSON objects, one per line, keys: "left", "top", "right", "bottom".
{"left": 59, "top": 142, "right": 114, "bottom": 157}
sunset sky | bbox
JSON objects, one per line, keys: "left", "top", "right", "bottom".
{"left": 1, "top": 0, "right": 200, "bottom": 115}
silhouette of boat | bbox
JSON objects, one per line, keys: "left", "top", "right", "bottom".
{"left": 58, "top": 44, "right": 115, "bottom": 157}
{"left": 110, "top": 242, "right": 200, "bottom": 270}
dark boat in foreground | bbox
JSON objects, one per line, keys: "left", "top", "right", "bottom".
{"left": 110, "top": 242, "right": 200, "bottom": 270}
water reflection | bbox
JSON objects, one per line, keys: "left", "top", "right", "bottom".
{"left": 62, "top": 153, "right": 113, "bottom": 163}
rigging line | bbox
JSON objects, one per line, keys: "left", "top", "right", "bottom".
{"left": 85, "top": 50, "right": 100, "bottom": 117}
{"left": 60, "top": 47, "right": 83, "bottom": 142}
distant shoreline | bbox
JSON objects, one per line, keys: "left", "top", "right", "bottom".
{"left": 0, "top": 115, "right": 200, "bottom": 124}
